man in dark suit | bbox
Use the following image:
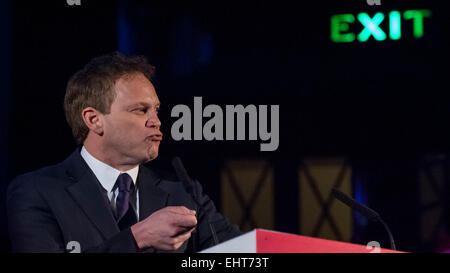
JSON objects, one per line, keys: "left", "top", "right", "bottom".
{"left": 7, "top": 52, "right": 240, "bottom": 253}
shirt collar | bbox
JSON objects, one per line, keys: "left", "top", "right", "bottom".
{"left": 80, "top": 146, "right": 139, "bottom": 193}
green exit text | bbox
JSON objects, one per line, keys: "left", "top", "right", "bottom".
{"left": 331, "top": 10, "right": 431, "bottom": 42}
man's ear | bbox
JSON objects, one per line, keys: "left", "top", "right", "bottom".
{"left": 81, "top": 107, "right": 104, "bottom": 135}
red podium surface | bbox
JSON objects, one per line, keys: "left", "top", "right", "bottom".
{"left": 201, "top": 229, "right": 403, "bottom": 253}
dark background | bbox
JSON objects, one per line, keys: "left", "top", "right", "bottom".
{"left": 1, "top": 0, "right": 449, "bottom": 252}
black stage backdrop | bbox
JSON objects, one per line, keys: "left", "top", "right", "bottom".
{"left": 1, "top": 0, "right": 450, "bottom": 253}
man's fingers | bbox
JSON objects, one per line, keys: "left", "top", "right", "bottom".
{"left": 160, "top": 231, "right": 193, "bottom": 251}
{"left": 172, "top": 213, "right": 197, "bottom": 228}
{"left": 171, "top": 229, "right": 193, "bottom": 245}
{"left": 172, "top": 225, "right": 196, "bottom": 237}
{"left": 161, "top": 241, "right": 185, "bottom": 251}
{"left": 165, "top": 206, "right": 196, "bottom": 215}
{"left": 136, "top": 206, "right": 198, "bottom": 250}
{"left": 173, "top": 229, "right": 193, "bottom": 242}
{"left": 171, "top": 220, "right": 196, "bottom": 237}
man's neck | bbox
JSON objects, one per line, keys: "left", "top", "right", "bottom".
{"left": 83, "top": 141, "right": 139, "bottom": 172}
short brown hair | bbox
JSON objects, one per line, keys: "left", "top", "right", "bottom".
{"left": 64, "top": 52, "right": 155, "bottom": 144}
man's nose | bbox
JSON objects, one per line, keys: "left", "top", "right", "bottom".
{"left": 145, "top": 111, "right": 161, "bottom": 128}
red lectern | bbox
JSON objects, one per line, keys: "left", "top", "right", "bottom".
{"left": 200, "top": 229, "right": 403, "bottom": 253}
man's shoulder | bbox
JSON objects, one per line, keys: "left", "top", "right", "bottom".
{"left": 140, "top": 163, "right": 190, "bottom": 193}
{"left": 142, "top": 164, "right": 178, "bottom": 182}
{"left": 10, "top": 162, "right": 66, "bottom": 187}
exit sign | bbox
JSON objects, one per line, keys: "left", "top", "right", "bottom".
{"left": 331, "top": 10, "right": 431, "bottom": 42}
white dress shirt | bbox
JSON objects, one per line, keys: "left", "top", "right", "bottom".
{"left": 80, "top": 146, "right": 140, "bottom": 219}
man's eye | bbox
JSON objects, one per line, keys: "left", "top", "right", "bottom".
{"left": 135, "top": 108, "right": 147, "bottom": 113}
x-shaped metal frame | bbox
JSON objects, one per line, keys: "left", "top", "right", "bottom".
{"left": 420, "top": 156, "right": 449, "bottom": 244}
{"left": 300, "top": 160, "right": 350, "bottom": 241}
{"left": 223, "top": 161, "right": 272, "bottom": 230}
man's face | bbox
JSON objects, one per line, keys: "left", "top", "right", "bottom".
{"left": 101, "top": 73, "right": 162, "bottom": 165}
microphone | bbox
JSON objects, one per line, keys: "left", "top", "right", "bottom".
{"left": 172, "top": 156, "right": 220, "bottom": 246}
{"left": 331, "top": 188, "right": 397, "bottom": 250}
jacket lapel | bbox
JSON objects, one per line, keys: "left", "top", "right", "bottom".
{"left": 137, "top": 166, "right": 169, "bottom": 221}
{"left": 62, "top": 149, "right": 170, "bottom": 240}
{"left": 64, "top": 149, "right": 119, "bottom": 239}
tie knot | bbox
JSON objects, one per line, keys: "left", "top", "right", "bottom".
{"left": 116, "top": 173, "right": 133, "bottom": 192}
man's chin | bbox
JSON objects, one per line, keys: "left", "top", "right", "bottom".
{"left": 144, "top": 155, "right": 157, "bottom": 163}
{"left": 144, "top": 148, "right": 159, "bottom": 162}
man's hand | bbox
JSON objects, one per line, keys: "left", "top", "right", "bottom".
{"left": 130, "top": 206, "right": 197, "bottom": 250}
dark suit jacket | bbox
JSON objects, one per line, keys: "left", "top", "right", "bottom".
{"left": 7, "top": 148, "right": 241, "bottom": 253}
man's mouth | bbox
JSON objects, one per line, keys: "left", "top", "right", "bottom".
{"left": 148, "top": 133, "right": 163, "bottom": 142}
